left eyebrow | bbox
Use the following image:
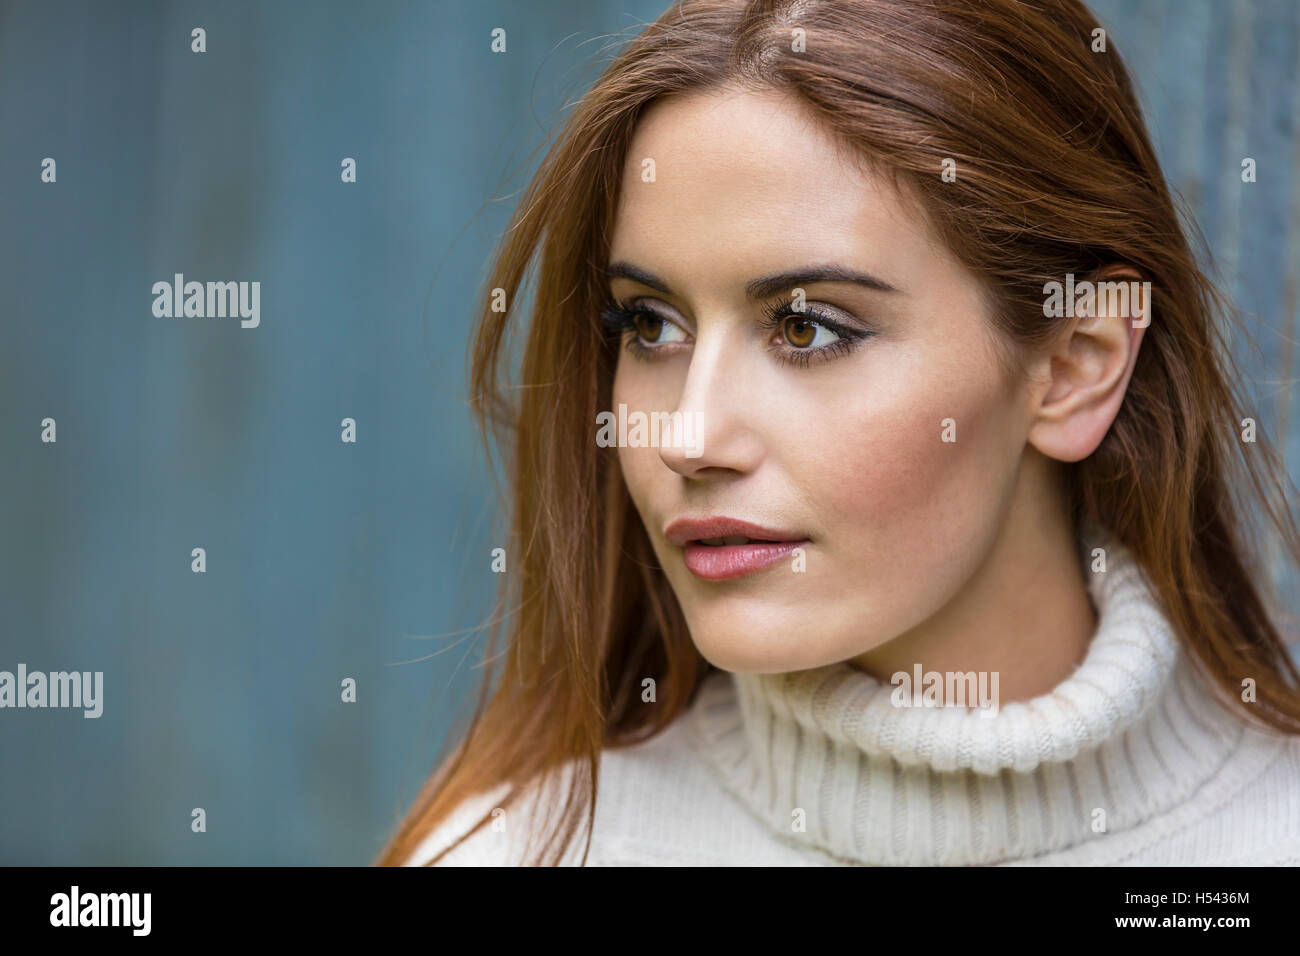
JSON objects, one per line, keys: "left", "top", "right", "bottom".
{"left": 605, "top": 261, "right": 904, "bottom": 299}
{"left": 746, "top": 266, "right": 903, "bottom": 299}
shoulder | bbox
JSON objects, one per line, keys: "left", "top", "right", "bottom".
{"left": 1204, "top": 729, "right": 1300, "bottom": 864}
{"left": 399, "top": 723, "right": 720, "bottom": 866}
{"left": 403, "top": 673, "right": 800, "bottom": 865}
{"left": 1088, "top": 724, "right": 1300, "bottom": 866}
{"left": 402, "top": 768, "right": 599, "bottom": 866}
{"left": 400, "top": 780, "right": 517, "bottom": 866}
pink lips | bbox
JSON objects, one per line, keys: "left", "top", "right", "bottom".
{"left": 664, "top": 517, "right": 810, "bottom": 581}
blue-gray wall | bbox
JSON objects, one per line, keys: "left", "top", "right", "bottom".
{"left": 1, "top": 0, "right": 1297, "bottom": 864}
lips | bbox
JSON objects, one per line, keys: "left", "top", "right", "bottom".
{"left": 664, "top": 517, "right": 810, "bottom": 581}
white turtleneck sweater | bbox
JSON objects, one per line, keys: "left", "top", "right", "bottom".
{"left": 405, "top": 523, "right": 1300, "bottom": 865}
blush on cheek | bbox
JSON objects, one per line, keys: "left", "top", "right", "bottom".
{"left": 616, "top": 439, "right": 649, "bottom": 500}
{"left": 817, "top": 385, "right": 1010, "bottom": 568}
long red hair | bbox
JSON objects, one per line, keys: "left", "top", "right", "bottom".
{"left": 377, "top": 0, "right": 1300, "bottom": 866}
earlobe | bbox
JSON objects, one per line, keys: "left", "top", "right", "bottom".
{"left": 1027, "top": 266, "right": 1149, "bottom": 463}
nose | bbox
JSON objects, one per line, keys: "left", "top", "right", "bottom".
{"left": 657, "top": 333, "right": 765, "bottom": 479}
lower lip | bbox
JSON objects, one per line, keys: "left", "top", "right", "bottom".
{"left": 681, "top": 541, "right": 808, "bottom": 581}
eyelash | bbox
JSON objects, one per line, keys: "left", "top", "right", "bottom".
{"left": 598, "top": 296, "right": 874, "bottom": 368}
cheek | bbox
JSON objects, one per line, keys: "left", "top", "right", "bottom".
{"left": 611, "top": 359, "right": 664, "bottom": 515}
{"left": 616, "top": 441, "right": 659, "bottom": 518}
{"left": 798, "top": 348, "right": 1019, "bottom": 562}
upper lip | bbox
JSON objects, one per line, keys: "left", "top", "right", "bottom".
{"left": 664, "top": 516, "right": 807, "bottom": 547}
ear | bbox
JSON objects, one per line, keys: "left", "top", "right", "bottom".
{"left": 1026, "top": 265, "right": 1149, "bottom": 463}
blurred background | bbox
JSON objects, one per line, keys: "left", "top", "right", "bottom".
{"left": 1, "top": 0, "right": 1298, "bottom": 864}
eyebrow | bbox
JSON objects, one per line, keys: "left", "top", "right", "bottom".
{"left": 605, "top": 261, "right": 903, "bottom": 299}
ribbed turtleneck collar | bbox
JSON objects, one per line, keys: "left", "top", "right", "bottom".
{"left": 686, "top": 519, "right": 1247, "bottom": 865}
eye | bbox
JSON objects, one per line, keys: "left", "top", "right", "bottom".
{"left": 760, "top": 296, "right": 875, "bottom": 367}
{"left": 632, "top": 311, "right": 688, "bottom": 345}
{"left": 599, "top": 298, "right": 691, "bottom": 358}
{"left": 775, "top": 315, "right": 840, "bottom": 349}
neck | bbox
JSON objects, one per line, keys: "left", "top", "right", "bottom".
{"left": 850, "top": 452, "right": 1095, "bottom": 703}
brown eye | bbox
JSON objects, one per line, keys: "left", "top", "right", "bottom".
{"left": 782, "top": 316, "right": 817, "bottom": 348}
{"left": 633, "top": 313, "right": 664, "bottom": 341}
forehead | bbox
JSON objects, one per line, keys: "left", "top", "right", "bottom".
{"left": 609, "top": 85, "right": 943, "bottom": 292}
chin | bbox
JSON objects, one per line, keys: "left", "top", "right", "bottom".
{"left": 680, "top": 598, "right": 874, "bottom": 674}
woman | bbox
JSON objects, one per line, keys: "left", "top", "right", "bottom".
{"left": 378, "top": 0, "right": 1300, "bottom": 866}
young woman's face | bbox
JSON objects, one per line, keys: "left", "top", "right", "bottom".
{"left": 607, "top": 85, "right": 1034, "bottom": 674}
